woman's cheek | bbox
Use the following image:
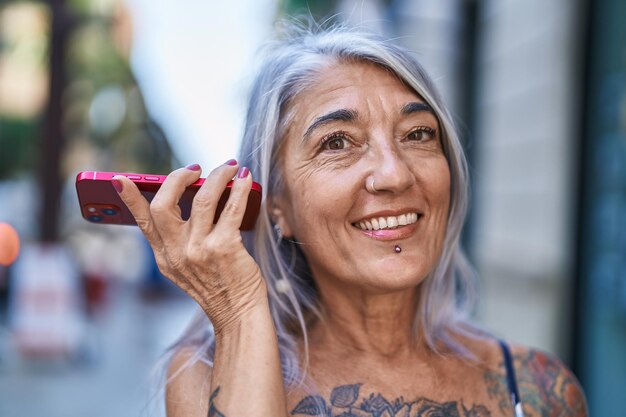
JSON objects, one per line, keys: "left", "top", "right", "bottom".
{"left": 428, "top": 158, "right": 452, "bottom": 248}
{"left": 422, "top": 156, "right": 450, "bottom": 201}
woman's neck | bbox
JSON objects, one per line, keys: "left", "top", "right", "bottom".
{"left": 309, "top": 282, "right": 428, "bottom": 361}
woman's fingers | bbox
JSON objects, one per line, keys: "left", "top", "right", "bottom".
{"left": 113, "top": 175, "right": 160, "bottom": 244}
{"left": 187, "top": 160, "right": 239, "bottom": 239}
{"left": 149, "top": 164, "right": 203, "bottom": 235}
{"left": 211, "top": 166, "right": 253, "bottom": 234}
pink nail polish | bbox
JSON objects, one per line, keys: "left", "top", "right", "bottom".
{"left": 237, "top": 167, "right": 250, "bottom": 179}
{"left": 186, "top": 163, "right": 201, "bottom": 171}
{"left": 112, "top": 179, "right": 123, "bottom": 193}
{"left": 225, "top": 159, "right": 237, "bottom": 166}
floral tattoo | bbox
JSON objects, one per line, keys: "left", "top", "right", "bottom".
{"left": 208, "top": 349, "right": 586, "bottom": 417}
{"left": 290, "top": 383, "right": 491, "bottom": 417}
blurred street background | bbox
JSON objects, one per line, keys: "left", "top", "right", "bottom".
{"left": 0, "top": 0, "right": 624, "bottom": 416}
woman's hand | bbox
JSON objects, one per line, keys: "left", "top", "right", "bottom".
{"left": 113, "top": 161, "right": 266, "bottom": 335}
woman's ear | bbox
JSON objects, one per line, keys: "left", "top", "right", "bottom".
{"left": 270, "top": 201, "right": 294, "bottom": 239}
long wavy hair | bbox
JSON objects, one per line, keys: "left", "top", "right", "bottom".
{"left": 163, "top": 20, "right": 477, "bottom": 390}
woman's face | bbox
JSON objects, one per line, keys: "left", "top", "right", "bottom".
{"left": 274, "top": 61, "right": 451, "bottom": 293}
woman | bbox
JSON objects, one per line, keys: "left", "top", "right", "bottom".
{"left": 113, "top": 23, "right": 587, "bottom": 417}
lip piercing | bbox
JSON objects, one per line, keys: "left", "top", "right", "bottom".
{"left": 394, "top": 245, "right": 402, "bottom": 253}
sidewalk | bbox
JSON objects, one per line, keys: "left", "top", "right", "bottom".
{"left": 0, "top": 284, "right": 197, "bottom": 417}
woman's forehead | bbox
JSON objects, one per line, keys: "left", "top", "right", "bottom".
{"left": 287, "top": 61, "right": 424, "bottom": 121}
{"left": 307, "top": 60, "right": 414, "bottom": 96}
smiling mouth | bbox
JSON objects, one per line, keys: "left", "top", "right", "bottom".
{"left": 352, "top": 212, "right": 420, "bottom": 231}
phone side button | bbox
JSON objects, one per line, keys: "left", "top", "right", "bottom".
{"left": 126, "top": 175, "right": 142, "bottom": 180}
{"left": 144, "top": 176, "right": 160, "bottom": 181}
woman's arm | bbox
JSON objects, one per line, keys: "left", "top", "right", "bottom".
{"left": 208, "top": 298, "right": 286, "bottom": 417}
{"left": 115, "top": 163, "right": 288, "bottom": 417}
{"left": 165, "top": 302, "right": 286, "bottom": 417}
{"left": 166, "top": 302, "right": 287, "bottom": 417}
{"left": 508, "top": 346, "right": 588, "bottom": 417}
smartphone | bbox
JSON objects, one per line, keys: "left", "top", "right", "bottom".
{"left": 75, "top": 171, "right": 262, "bottom": 230}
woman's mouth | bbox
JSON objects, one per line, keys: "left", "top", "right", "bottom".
{"left": 352, "top": 212, "right": 420, "bottom": 231}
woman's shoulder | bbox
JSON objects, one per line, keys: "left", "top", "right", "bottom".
{"left": 165, "top": 346, "right": 213, "bottom": 417}
{"left": 504, "top": 342, "right": 588, "bottom": 417}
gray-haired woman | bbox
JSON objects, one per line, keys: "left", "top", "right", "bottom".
{"left": 114, "top": 23, "right": 587, "bottom": 417}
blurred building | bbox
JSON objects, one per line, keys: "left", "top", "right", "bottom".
{"left": 576, "top": 0, "right": 626, "bottom": 412}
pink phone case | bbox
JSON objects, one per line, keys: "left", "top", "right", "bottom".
{"left": 75, "top": 171, "right": 262, "bottom": 230}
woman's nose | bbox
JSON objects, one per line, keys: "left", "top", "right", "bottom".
{"left": 367, "top": 144, "right": 415, "bottom": 193}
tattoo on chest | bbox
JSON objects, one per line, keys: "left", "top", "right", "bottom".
{"left": 291, "top": 383, "right": 492, "bottom": 417}
{"left": 207, "top": 350, "right": 585, "bottom": 417}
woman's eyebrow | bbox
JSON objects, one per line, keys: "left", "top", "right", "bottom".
{"left": 302, "top": 108, "right": 358, "bottom": 142}
{"left": 401, "top": 101, "right": 433, "bottom": 115}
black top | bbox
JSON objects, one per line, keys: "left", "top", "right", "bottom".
{"left": 499, "top": 340, "right": 525, "bottom": 417}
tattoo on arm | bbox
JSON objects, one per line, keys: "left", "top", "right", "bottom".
{"left": 484, "top": 349, "right": 588, "bottom": 417}
{"left": 290, "top": 383, "right": 492, "bottom": 417}
{"left": 208, "top": 386, "right": 226, "bottom": 417}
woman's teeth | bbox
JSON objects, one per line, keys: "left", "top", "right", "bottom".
{"left": 355, "top": 213, "right": 419, "bottom": 231}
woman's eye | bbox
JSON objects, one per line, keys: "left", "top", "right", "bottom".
{"left": 406, "top": 127, "right": 436, "bottom": 142}
{"left": 321, "top": 134, "right": 349, "bottom": 150}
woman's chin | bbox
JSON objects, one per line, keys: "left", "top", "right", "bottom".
{"left": 351, "top": 260, "right": 431, "bottom": 293}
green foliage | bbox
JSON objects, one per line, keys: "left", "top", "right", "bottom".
{"left": 278, "top": 0, "right": 337, "bottom": 20}
{"left": 0, "top": 117, "right": 38, "bottom": 179}
{"left": 0, "top": 1, "right": 175, "bottom": 180}
{"left": 66, "top": 21, "right": 132, "bottom": 88}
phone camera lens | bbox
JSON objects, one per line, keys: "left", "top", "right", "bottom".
{"left": 88, "top": 215, "right": 103, "bottom": 222}
{"left": 102, "top": 208, "right": 117, "bottom": 216}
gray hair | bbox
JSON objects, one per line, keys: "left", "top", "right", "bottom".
{"left": 165, "top": 20, "right": 478, "bottom": 389}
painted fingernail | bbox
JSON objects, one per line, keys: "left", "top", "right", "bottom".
{"left": 237, "top": 167, "right": 250, "bottom": 179}
{"left": 224, "top": 159, "right": 237, "bottom": 166}
{"left": 112, "top": 179, "right": 123, "bottom": 193}
{"left": 186, "top": 163, "right": 201, "bottom": 171}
